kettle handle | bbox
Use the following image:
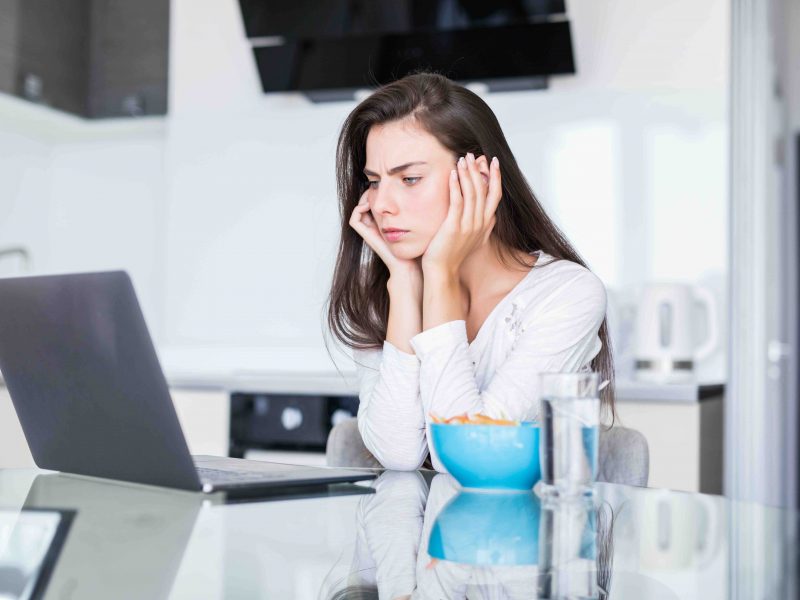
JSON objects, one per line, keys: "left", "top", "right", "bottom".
{"left": 692, "top": 286, "right": 719, "bottom": 361}
{"left": 694, "top": 495, "right": 723, "bottom": 569}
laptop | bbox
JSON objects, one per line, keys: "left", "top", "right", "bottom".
{"left": 0, "top": 270, "right": 376, "bottom": 497}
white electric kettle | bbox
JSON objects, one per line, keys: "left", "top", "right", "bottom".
{"left": 633, "top": 283, "right": 719, "bottom": 383}
{"left": 638, "top": 490, "right": 723, "bottom": 570}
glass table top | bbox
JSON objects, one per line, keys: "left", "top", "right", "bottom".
{"left": 0, "top": 468, "right": 796, "bottom": 599}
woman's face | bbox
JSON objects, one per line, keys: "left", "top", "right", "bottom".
{"left": 363, "top": 118, "right": 457, "bottom": 260}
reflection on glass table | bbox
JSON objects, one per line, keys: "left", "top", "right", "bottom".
{"left": 420, "top": 475, "right": 613, "bottom": 599}
{"left": 5, "top": 473, "right": 202, "bottom": 600}
{"left": 0, "top": 508, "right": 73, "bottom": 600}
{"left": 0, "top": 468, "right": 797, "bottom": 599}
{"left": 324, "top": 471, "right": 613, "bottom": 599}
{"left": 325, "top": 471, "right": 799, "bottom": 600}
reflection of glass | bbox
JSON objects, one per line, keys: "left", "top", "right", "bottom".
{"left": 0, "top": 508, "right": 73, "bottom": 600}
{"left": 539, "top": 372, "right": 600, "bottom": 498}
{"left": 538, "top": 496, "right": 609, "bottom": 599}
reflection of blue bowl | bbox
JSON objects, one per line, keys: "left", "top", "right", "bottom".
{"left": 430, "top": 422, "right": 541, "bottom": 490}
{"left": 428, "top": 491, "right": 541, "bottom": 566}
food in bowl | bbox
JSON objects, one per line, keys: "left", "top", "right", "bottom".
{"left": 429, "top": 412, "right": 518, "bottom": 426}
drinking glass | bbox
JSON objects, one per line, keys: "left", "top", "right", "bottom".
{"left": 538, "top": 372, "right": 600, "bottom": 498}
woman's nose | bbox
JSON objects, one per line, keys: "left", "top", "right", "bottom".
{"left": 370, "top": 184, "right": 398, "bottom": 215}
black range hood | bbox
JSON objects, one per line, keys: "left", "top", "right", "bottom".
{"left": 239, "top": 0, "right": 576, "bottom": 101}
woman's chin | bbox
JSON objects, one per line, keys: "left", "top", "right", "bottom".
{"left": 390, "top": 244, "right": 424, "bottom": 261}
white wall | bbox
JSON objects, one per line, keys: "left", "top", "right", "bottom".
{"left": 0, "top": 97, "right": 167, "bottom": 331}
{"left": 0, "top": 0, "right": 730, "bottom": 380}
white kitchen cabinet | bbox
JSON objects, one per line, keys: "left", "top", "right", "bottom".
{"left": 614, "top": 388, "right": 724, "bottom": 494}
{"left": 170, "top": 389, "right": 231, "bottom": 457}
{"left": 0, "top": 386, "right": 35, "bottom": 468}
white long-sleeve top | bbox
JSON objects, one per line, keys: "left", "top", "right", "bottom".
{"left": 346, "top": 471, "right": 429, "bottom": 599}
{"left": 353, "top": 250, "right": 607, "bottom": 472}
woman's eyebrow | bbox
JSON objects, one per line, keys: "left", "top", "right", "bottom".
{"left": 363, "top": 161, "right": 428, "bottom": 177}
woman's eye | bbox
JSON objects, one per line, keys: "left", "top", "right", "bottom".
{"left": 365, "top": 178, "right": 419, "bottom": 188}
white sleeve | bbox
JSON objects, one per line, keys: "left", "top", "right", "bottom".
{"left": 409, "top": 271, "right": 607, "bottom": 472}
{"left": 412, "top": 474, "right": 471, "bottom": 600}
{"left": 357, "top": 471, "right": 429, "bottom": 600}
{"left": 353, "top": 341, "right": 429, "bottom": 471}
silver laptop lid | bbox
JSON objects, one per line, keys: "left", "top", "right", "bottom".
{"left": 0, "top": 271, "right": 202, "bottom": 491}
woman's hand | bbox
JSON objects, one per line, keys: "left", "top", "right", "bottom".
{"left": 349, "top": 189, "right": 421, "bottom": 281}
{"left": 421, "top": 153, "right": 501, "bottom": 276}
{"left": 351, "top": 188, "right": 423, "bottom": 351}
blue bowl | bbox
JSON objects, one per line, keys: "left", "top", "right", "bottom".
{"left": 430, "top": 422, "right": 541, "bottom": 490}
{"left": 428, "top": 491, "right": 541, "bottom": 565}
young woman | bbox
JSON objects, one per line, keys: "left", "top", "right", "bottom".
{"left": 327, "top": 72, "right": 614, "bottom": 472}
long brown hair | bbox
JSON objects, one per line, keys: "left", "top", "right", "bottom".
{"left": 326, "top": 71, "right": 615, "bottom": 417}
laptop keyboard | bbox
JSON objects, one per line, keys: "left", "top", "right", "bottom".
{"left": 196, "top": 466, "right": 297, "bottom": 484}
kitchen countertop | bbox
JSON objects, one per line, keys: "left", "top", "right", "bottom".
{"left": 0, "top": 357, "right": 724, "bottom": 403}
{"left": 165, "top": 369, "right": 724, "bottom": 403}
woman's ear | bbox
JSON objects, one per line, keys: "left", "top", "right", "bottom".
{"left": 475, "top": 155, "right": 490, "bottom": 184}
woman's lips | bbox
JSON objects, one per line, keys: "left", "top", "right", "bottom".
{"left": 384, "top": 230, "right": 409, "bottom": 242}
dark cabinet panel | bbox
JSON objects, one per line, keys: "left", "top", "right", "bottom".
{"left": 87, "top": 0, "right": 169, "bottom": 118}
{"left": 0, "top": 0, "right": 169, "bottom": 119}
{"left": 16, "top": 0, "right": 92, "bottom": 116}
{"left": 0, "top": 0, "right": 20, "bottom": 94}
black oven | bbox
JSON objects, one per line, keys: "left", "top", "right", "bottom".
{"left": 228, "top": 392, "right": 359, "bottom": 458}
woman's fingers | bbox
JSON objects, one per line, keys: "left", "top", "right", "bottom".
{"left": 348, "top": 197, "right": 371, "bottom": 230}
{"left": 485, "top": 156, "right": 502, "bottom": 221}
{"left": 468, "top": 154, "right": 488, "bottom": 228}
{"left": 350, "top": 189, "right": 369, "bottom": 217}
{"left": 445, "top": 167, "right": 464, "bottom": 229}
{"left": 482, "top": 215, "right": 497, "bottom": 245}
{"left": 458, "top": 155, "right": 475, "bottom": 231}
{"left": 349, "top": 193, "right": 389, "bottom": 256}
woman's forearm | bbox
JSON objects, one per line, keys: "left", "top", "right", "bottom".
{"left": 386, "top": 270, "right": 424, "bottom": 354}
{"left": 421, "top": 268, "right": 464, "bottom": 331}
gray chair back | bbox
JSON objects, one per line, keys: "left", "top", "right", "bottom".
{"left": 326, "top": 418, "right": 382, "bottom": 469}
{"left": 326, "top": 418, "right": 649, "bottom": 487}
{"left": 597, "top": 424, "right": 649, "bottom": 487}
